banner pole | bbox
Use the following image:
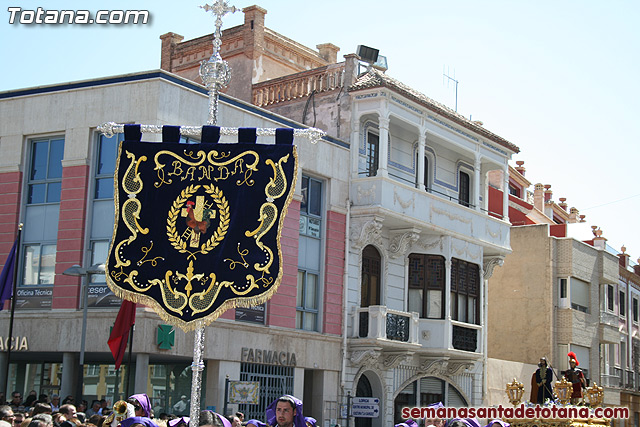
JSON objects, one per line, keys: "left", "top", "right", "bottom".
{"left": 188, "top": 325, "right": 206, "bottom": 423}
{"left": 189, "top": 4, "right": 237, "bottom": 426}
{"left": 3, "top": 223, "right": 22, "bottom": 396}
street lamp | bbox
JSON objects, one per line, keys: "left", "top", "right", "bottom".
{"left": 63, "top": 263, "right": 105, "bottom": 405}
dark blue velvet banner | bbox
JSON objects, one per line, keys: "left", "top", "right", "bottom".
{"left": 106, "top": 131, "right": 297, "bottom": 331}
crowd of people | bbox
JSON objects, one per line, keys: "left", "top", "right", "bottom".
{"left": 0, "top": 393, "right": 320, "bottom": 427}
{"left": 0, "top": 390, "right": 523, "bottom": 427}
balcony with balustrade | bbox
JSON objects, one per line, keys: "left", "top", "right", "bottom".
{"left": 252, "top": 63, "right": 345, "bottom": 107}
{"left": 624, "top": 369, "right": 638, "bottom": 391}
{"left": 350, "top": 306, "right": 483, "bottom": 359}
{"left": 351, "top": 175, "right": 510, "bottom": 256}
{"left": 601, "top": 366, "right": 623, "bottom": 388}
{"left": 351, "top": 306, "right": 420, "bottom": 350}
{"left": 599, "top": 310, "right": 622, "bottom": 343}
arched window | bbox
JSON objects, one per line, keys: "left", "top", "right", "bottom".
{"left": 356, "top": 375, "right": 374, "bottom": 427}
{"left": 361, "top": 245, "right": 381, "bottom": 307}
{"left": 394, "top": 377, "right": 467, "bottom": 424}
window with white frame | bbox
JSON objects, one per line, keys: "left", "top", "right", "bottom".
{"left": 85, "top": 365, "right": 100, "bottom": 377}
{"left": 570, "top": 277, "right": 589, "bottom": 313}
{"left": 450, "top": 258, "right": 480, "bottom": 324}
{"left": 620, "top": 289, "right": 626, "bottom": 317}
{"left": 361, "top": 245, "right": 381, "bottom": 308}
{"left": 508, "top": 183, "right": 520, "bottom": 198}
{"left": 408, "top": 254, "right": 445, "bottom": 319}
{"left": 558, "top": 278, "right": 570, "bottom": 309}
{"left": 22, "top": 137, "right": 64, "bottom": 287}
{"left": 91, "top": 132, "right": 122, "bottom": 258}
{"left": 296, "top": 176, "right": 323, "bottom": 331}
{"left": 606, "top": 284, "right": 615, "bottom": 312}
{"left": 633, "top": 296, "right": 638, "bottom": 323}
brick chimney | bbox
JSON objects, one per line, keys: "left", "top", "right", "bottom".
{"left": 343, "top": 53, "right": 360, "bottom": 87}
{"left": 316, "top": 43, "right": 340, "bottom": 63}
{"left": 533, "top": 183, "right": 544, "bottom": 211}
{"left": 543, "top": 185, "right": 553, "bottom": 218}
{"left": 160, "top": 32, "right": 184, "bottom": 72}
{"left": 559, "top": 197, "right": 568, "bottom": 211}
{"left": 569, "top": 207, "right": 579, "bottom": 223}
{"left": 619, "top": 246, "right": 630, "bottom": 269}
{"left": 242, "top": 5, "right": 267, "bottom": 59}
{"left": 515, "top": 160, "right": 526, "bottom": 176}
{"left": 634, "top": 259, "right": 640, "bottom": 276}
{"left": 544, "top": 184, "right": 552, "bottom": 202}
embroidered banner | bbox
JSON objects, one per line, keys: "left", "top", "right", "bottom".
{"left": 106, "top": 128, "right": 298, "bottom": 331}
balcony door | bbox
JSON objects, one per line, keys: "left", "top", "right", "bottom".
{"left": 361, "top": 245, "right": 381, "bottom": 307}
{"left": 459, "top": 170, "right": 470, "bottom": 207}
{"left": 366, "top": 132, "right": 379, "bottom": 177}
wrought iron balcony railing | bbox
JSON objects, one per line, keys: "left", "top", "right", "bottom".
{"left": 353, "top": 306, "right": 419, "bottom": 344}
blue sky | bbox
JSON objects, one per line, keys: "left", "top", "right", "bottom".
{"left": 2, "top": 0, "right": 639, "bottom": 258}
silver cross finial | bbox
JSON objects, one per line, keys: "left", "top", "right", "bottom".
{"left": 200, "top": 0, "right": 237, "bottom": 57}
{"left": 198, "top": 0, "right": 237, "bottom": 125}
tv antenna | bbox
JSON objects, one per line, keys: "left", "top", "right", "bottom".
{"left": 443, "top": 66, "right": 459, "bottom": 112}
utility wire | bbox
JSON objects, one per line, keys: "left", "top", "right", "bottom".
{"left": 581, "top": 193, "right": 640, "bottom": 211}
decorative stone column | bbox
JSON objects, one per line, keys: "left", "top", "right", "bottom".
{"left": 351, "top": 120, "right": 360, "bottom": 178}
{"left": 474, "top": 154, "right": 481, "bottom": 211}
{"left": 417, "top": 133, "right": 426, "bottom": 190}
{"left": 503, "top": 169, "right": 510, "bottom": 221}
{"left": 377, "top": 117, "right": 389, "bottom": 178}
{"left": 444, "top": 258, "right": 452, "bottom": 349}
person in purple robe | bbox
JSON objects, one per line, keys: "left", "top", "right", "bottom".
{"left": 120, "top": 416, "right": 159, "bottom": 427}
{"left": 127, "top": 394, "right": 152, "bottom": 418}
{"left": 168, "top": 417, "right": 190, "bottom": 427}
{"left": 265, "top": 395, "right": 305, "bottom": 427}
{"left": 447, "top": 418, "right": 482, "bottom": 427}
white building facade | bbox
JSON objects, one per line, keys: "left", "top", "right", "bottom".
{"left": 342, "top": 69, "right": 517, "bottom": 426}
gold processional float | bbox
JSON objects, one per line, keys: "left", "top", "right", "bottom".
{"left": 504, "top": 377, "right": 608, "bottom": 427}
